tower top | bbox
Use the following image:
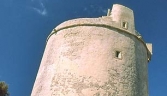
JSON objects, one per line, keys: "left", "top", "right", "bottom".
{"left": 47, "top": 4, "right": 152, "bottom": 61}
{"left": 107, "top": 4, "right": 135, "bottom": 33}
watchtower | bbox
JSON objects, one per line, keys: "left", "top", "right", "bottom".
{"left": 31, "top": 4, "right": 152, "bottom": 96}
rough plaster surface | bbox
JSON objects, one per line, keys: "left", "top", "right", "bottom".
{"left": 31, "top": 4, "right": 151, "bottom": 96}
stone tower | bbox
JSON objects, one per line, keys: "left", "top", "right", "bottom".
{"left": 31, "top": 4, "right": 152, "bottom": 96}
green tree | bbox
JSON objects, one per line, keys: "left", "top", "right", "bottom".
{"left": 0, "top": 81, "right": 9, "bottom": 96}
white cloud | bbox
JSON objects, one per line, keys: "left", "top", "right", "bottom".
{"left": 30, "top": 0, "right": 48, "bottom": 16}
{"left": 32, "top": 7, "right": 47, "bottom": 16}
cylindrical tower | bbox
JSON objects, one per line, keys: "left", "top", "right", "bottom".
{"left": 31, "top": 4, "right": 152, "bottom": 96}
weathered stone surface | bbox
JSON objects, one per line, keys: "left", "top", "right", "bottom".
{"left": 31, "top": 4, "right": 152, "bottom": 96}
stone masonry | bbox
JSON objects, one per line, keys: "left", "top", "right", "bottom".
{"left": 31, "top": 4, "right": 152, "bottom": 96}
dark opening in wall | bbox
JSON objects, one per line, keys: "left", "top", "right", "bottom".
{"left": 122, "top": 21, "right": 128, "bottom": 29}
{"left": 115, "top": 51, "right": 122, "bottom": 59}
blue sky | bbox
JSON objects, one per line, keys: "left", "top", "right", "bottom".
{"left": 0, "top": 0, "right": 167, "bottom": 96}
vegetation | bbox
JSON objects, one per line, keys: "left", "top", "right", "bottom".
{"left": 0, "top": 81, "right": 9, "bottom": 96}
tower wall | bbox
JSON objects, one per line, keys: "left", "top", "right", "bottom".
{"left": 31, "top": 4, "right": 151, "bottom": 96}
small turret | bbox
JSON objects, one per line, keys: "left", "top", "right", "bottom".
{"left": 107, "top": 4, "right": 135, "bottom": 34}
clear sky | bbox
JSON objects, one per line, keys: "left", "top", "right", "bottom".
{"left": 0, "top": 0, "right": 166, "bottom": 96}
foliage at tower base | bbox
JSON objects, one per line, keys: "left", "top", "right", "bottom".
{"left": 0, "top": 81, "right": 9, "bottom": 96}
